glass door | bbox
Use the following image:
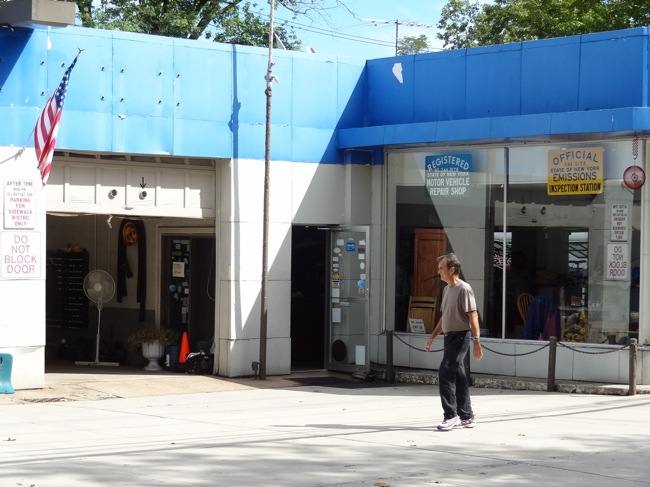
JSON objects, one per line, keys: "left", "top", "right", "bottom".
{"left": 327, "top": 227, "right": 369, "bottom": 372}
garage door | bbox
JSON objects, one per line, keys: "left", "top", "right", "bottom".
{"left": 46, "top": 152, "right": 218, "bottom": 219}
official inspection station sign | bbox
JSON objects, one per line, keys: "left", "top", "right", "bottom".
{"left": 425, "top": 153, "right": 472, "bottom": 197}
{"left": 547, "top": 147, "right": 603, "bottom": 196}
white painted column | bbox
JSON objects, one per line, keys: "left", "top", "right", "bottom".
{"left": 0, "top": 147, "right": 47, "bottom": 389}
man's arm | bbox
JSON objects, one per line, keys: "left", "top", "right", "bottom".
{"left": 468, "top": 310, "right": 483, "bottom": 359}
{"left": 425, "top": 319, "right": 443, "bottom": 351}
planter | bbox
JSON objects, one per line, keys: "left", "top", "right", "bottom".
{"left": 141, "top": 340, "right": 164, "bottom": 371}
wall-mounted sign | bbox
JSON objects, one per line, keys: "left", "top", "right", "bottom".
{"left": 623, "top": 165, "right": 645, "bottom": 190}
{"left": 610, "top": 203, "right": 629, "bottom": 242}
{"left": 547, "top": 147, "right": 603, "bottom": 195}
{"left": 0, "top": 231, "right": 41, "bottom": 279}
{"left": 4, "top": 179, "right": 37, "bottom": 229}
{"left": 425, "top": 153, "right": 472, "bottom": 197}
{"left": 606, "top": 242, "right": 629, "bottom": 281}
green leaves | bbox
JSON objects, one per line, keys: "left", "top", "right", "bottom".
{"left": 437, "top": 0, "right": 649, "bottom": 49}
{"left": 397, "top": 34, "right": 430, "bottom": 56}
{"left": 73, "top": 0, "right": 300, "bottom": 48}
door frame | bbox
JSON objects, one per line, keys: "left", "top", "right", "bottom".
{"left": 325, "top": 225, "right": 371, "bottom": 373}
{"left": 154, "top": 225, "right": 217, "bottom": 364}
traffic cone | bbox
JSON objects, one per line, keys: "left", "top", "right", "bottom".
{"left": 178, "top": 331, "right": 190, "bottom": 365}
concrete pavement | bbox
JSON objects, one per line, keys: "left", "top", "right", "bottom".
{"left": 1, "top": 363, "right": 647, "bottom": 407}
{"left": 1, "top": 373, "right": 649, "bottom": 486}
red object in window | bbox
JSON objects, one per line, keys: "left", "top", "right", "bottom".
{"left": 623, "top": 165, "right": 646, "bottom": 190}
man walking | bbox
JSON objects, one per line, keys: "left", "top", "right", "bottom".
{"left": 425, "top": 253, "right": 483, "bottom": 430}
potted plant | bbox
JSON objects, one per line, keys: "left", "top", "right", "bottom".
{"left": 128, "top": 325, "right": 176, "bottom": 371}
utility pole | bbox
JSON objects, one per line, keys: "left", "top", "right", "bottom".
{"left": 259, "top": 0, "right": 275, "bottom": 380}
{"left": 363, "top": 18, "right": 433, "bottom": 55}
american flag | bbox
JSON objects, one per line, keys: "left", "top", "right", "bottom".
{"left": 34, "top": 53, "right": 80, "bottom": 185}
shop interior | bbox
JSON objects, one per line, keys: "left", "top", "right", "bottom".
{"left": 395, "top": 182, "right": 641, "bottom": 344}
{"left": 45, "top": 214, "right": 216, "bottom": 370}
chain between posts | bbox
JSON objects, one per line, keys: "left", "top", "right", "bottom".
{"left": 385, "top": 333, "right": 639, "bottom": 394}
{"left": 389, "top": 333, "right": 631, "bottom": 356}
{"left": 557, "top": 341, "right": 629, "bottom": 354}
{"left": 392, "top": 332, "right": 444, "bottom": 353}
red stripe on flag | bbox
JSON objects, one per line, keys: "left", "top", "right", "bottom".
{"left": 33, "top": 53, "right": 79, "bottom": 185}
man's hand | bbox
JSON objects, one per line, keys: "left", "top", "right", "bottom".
{"left": 472, "top": 341, "right": 483, "bottom": 360}
{"left": 425, "top": 334, "right": 435, "bottom": 351}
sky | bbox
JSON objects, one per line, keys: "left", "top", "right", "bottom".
{"left": 270, "top": 0, "right": 448, "bottom": 60}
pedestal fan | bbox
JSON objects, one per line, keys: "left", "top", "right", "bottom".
{"left": 75, "top": 269, "right": 119, "bottom": 367}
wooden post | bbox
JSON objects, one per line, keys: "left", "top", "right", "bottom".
{"left": 629, "top": 338, "right": 637, "bottom": 396}
{"left": 547, "top": 336, "right": 557, "bottom": 392}
{"left": 386, "top": 330, "right": 395, "bottom": 384}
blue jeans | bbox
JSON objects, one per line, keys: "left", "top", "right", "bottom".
{"left": 438, "top": 330, "right": 473, "bottom": 420}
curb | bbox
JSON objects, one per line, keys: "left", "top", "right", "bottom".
{"left": 374, "top": 368, "right": 650, "bottom": 396}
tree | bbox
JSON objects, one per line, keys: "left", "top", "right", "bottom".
{"left": 71, "top": 0, "right": 318, "bottom": 48}
{"left": 437, "top": 0, "right": 650, "bottom": 49}
{"left": 206, "top": 2, "right": 300, "bottom": 49}
{"left": 397, "top": 34, "right": 430, "bottom": 55}
{"left": 436, "top": 0, "right": 480, "bottom": 49}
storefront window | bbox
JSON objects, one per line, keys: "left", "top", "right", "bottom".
{"left": 387, "top": 148, "right": 505, "bottom": 335}
{"left": 388, "top": 139, "right": 642, "bottom": 345}
{"left": 500, "top": 141, "right": 641, "bottom": 344}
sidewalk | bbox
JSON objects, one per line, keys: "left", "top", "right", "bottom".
{"left": 2, "top": 372, "right": 649, "bottom": 487}
{"left": 1, "top": 364, "right": 648, "bottom": 405}
{"left": 0, "top": 365, "right": 359, "bottom": 405}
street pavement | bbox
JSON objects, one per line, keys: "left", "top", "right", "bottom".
{"left": 1, "top": 379, "right": 649, "bottom": 486}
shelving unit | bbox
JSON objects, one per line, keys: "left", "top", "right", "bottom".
{"left": 46, "top": 249, "right": 89, "bottom": 329}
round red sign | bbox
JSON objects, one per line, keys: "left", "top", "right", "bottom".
{"left": 623, "top": 165, "right": 646, "bottom": 190}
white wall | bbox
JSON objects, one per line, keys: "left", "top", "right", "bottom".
{"left": 217, "top": 158, "right": 375, "bottom": 377}
{"left": 0, "top": 147, "right": 47, "bottom": 389}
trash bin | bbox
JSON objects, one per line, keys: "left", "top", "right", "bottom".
{"left": 0, "top": 353, "right": 15, "bottom": 394}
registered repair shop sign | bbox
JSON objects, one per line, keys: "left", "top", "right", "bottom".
{"left": 425, "top": 153, "right": 472, "bottom": 197}
{"left": 547, "top": 147, "right": 603, "bottom": 196}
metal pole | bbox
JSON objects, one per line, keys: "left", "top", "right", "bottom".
{"left": 502, "top": 147, "right": 508, "bottom": 339}
{"left": 386, "top": 330, "right": 394, "bottom": 383}
{"left": 94, "top": 302, "right": 103, "bottom": 363}
{"left": 394, "top": 19, "right": 398, "bottom": 55}
{"left": 629, "top": 338, "right": 637, "bottom": 396}
{"left": 547, "top": 336, "right": 557, "bottom": 392}
{"left": 259, "top": 0, "right": 275, "bottom": 380}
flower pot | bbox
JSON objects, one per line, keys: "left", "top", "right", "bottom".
{"left": 141, "top": 340, "right": 164, "bottom": 371}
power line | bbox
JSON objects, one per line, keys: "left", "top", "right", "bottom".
{"left": 363, "top": 18, "right": 433, "bottom": 55}
{"left": 262, "top": 15, "right": 395, "bottom": 48}
{"left": 275, "top": 16, "right": 393, "bottom": 44}
{"left": 287, "top": 24, "right": 394, "bottom": 47}
{"left": 260, "top": 13, "right": 442, "bottom": 53}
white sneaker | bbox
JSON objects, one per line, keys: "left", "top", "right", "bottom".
{"left": 437, "top": 416, "right": 460, "bottom": 431}
{"left": 459, "top": 417, "right": 476, "bottom": 428}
